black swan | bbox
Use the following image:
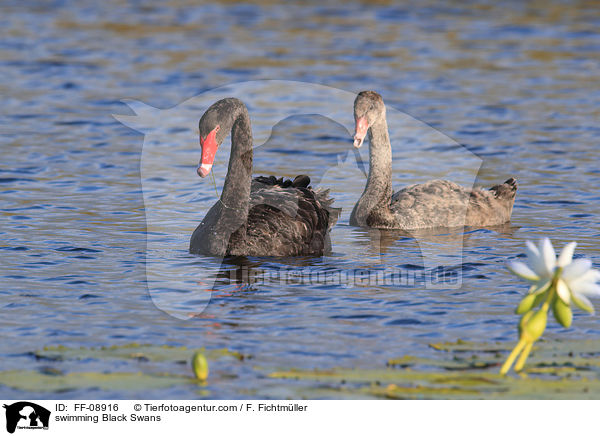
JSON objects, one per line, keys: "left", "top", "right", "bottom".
{"left": 350, "top": 91, "right": 517, "bottom": 230}
{"left": 190, "top": 98, "right": 338, "bottom": 256}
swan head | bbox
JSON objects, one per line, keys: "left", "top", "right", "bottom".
{"left": 197, "top": 99, "right": 240, "bottom": 177}
{"left": 353, "top": 91, "right": 385, "bottom": 148}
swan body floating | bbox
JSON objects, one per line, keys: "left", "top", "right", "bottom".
{"left": 190, "top": 98, "right": 337, "bottom": 257}
{"left": 350, "top": 91, "right": 517, "bottom": 230}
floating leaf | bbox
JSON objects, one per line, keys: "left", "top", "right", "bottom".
{"left": 35, "top": 344, "right": 245, "bottom": 363}
{"left": 264, "top": 339, "right": 600, "bottom": 399}
{"left": 0, "top": 370, "right": 187, "bottom": 392}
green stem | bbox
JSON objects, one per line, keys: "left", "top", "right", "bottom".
{"left": 501, "top": 267, "right": 566, "bottom": 375}
{"left": 546, "top": 267, "right": 563, "bottom": 303}
{"left": 500, "top": 338, "right": 527, "bottom": 375}
{"left": 514, "top": 341, "right": 534, "bottom": 372}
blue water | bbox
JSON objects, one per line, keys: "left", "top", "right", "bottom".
{"left": 1, "top": 0, "right": 600, "bottom": 398}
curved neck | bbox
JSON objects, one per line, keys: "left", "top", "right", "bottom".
{"left": 221, "top": 104, "right": 253, "bottom": 214}
{"left": 363, "top": 116, "right": 392, "bottom": 205}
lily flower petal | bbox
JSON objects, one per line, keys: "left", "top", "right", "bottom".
{"left": 525, "top": 240, "right": 540, "bottom": 257}
{"left": 540, "top": 238, "right": 556, "bottom": 275}
{"left": 570, "top": 281, "right": 600, "bottom": 297}
{"left": 567, "top": 269, "right": 600, "bottom": 290}
{"left": 507, "top": 261, "right": 540, "bottom": 282}
{"left": 572, "top": 293, "right": 595, "bottom": 314}
{"left": 557, "top": 242, "right": 577, "bottom": 268}
{"left": 562, "top": 259, "right": 592, "bottom": 282}
{"left": 526, "top": 241, "right": 547, "bottom": 277}
{"left": 556, "top": 279, "right": 571, "bottom": 304}
{"left": 574, "top": 269, "right": 600, "bottom": 284}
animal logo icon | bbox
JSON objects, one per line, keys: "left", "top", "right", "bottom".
{"left": 3, "top": 402, "right": 50, "bottom": 434}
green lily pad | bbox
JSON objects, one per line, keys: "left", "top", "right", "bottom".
{"left": 15, "top": 339, "right": 600, "bottom": 398}
{"left": 2, "top": 344, "right": 250, "bottom": 394}
{"left": 34, "top": 343, "right": 245, "bottom": 363}
{"left": 266, "top": 366, "right": 600, "bottom": 399}
{"left": 0, "top": 370, "right": 188, "bottom": 392}
{"left": 264, "top": 338, "right": 600, "bottom": 399}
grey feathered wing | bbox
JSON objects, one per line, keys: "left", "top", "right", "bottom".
{"left": 389, "top": 178, "right": 517, "bottom": 230}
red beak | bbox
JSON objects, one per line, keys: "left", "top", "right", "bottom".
{"left": 354, "top": 116, "right": 368, "bottom": 148}
{"left": 198, "top": 126, "right": 219, "bottom": 178}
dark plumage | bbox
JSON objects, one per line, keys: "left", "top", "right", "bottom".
{"left": 351, "top": 91, "right": 518, "bottom": 230}
{"left": 189, "top": 98, "right": 338, "bottom": 257}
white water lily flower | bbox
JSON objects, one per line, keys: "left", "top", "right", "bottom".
{"left": 508, "top": 238, "right": 600, "bottom": 312}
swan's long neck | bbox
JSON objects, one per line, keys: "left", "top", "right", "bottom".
{"left": 350, "top": 114, "right": 394, "bottom": 227}
{"left": 221, "top": 104, "right": 253, "bottom": 218}
{"left": 362, "top": 116, "right": 392, "bottom": 207}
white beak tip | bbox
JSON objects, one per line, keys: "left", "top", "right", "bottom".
{"left": 197, "top": 163, "right": 213, "bottom": 178}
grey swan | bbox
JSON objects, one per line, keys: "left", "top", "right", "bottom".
{"left": 350, "top": 91, "right": 517, "bottom": 230}
{"left": 189, "top": 98, "right": 338, "bottom": 257}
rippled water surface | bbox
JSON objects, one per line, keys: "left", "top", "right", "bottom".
{"left": 1, "top": 0, "right": 600, "bottom": 398}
